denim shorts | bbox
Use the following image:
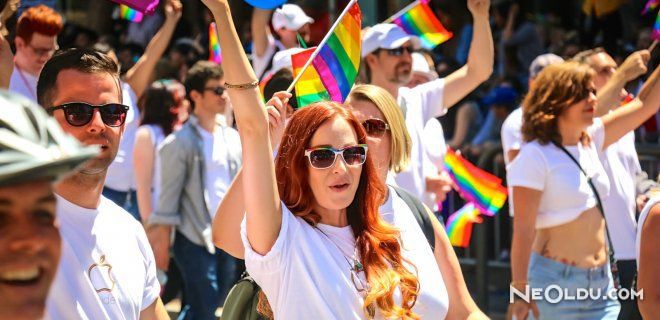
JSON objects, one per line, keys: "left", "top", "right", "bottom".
{"left": 527, "top": 252, "right": 620, "bottom": 320}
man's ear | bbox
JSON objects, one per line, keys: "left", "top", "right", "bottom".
{"left": 14, "top": 36, "right": 25, "bottom": 49}
{"left": 189, "top": 89, "right": 202, "bottom": 103}
{"left": 364, "top": 53, "right": 378, "bottom": 69}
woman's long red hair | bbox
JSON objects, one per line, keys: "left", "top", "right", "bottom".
{"left": 275, "top": 102, "right": 420, "bottom": 319}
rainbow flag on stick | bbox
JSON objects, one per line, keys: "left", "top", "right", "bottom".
{"left": 288, "top": 0, "right": 362, "bottom": 108}
{"left": 386, "top": 0, "right": 453, "bottom": 49}
{"left": 120, "top": 4, "right": 143, "bottom": 22}
{"left": 643, "top": 0, "right": 659, "bottom": 14}
{"left": 446, "top": 203, "right": 482, "bottom": 247}
{"left": 653, "top": 11, "right": 660, "bottom": 40}
{"left": 444, "top": 148, "right": 507, "bottom": 216}
{"left": 209, "top": 23, "right": 222, "bottom": 64}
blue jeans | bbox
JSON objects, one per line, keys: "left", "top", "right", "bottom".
{"left": 528, "top": 252, "right": 620, "bottom": 320}
{"left": 173, "top": 232, "right": 243, "bottom": 320}
{"left": 102, "top": 187, "right": 140, "bottom": 222}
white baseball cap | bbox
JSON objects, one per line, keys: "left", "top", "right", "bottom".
{"left": 361, "top": 23, "right": 421, "bottom": 58}
{"left": 264, "top": 47, "right": 307, "bottom": 78}
{"left": 272, "top": 4, "right": 314, "bottom": 31}
{"left": 411, "top": 52, "right": 438, "bottom": 81}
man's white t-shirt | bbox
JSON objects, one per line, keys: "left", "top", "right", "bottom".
{"left": 252, "top": 34, "right": 286, "bottom": 79}
{"left": 9, "top": 66, "right": 38, "bottom": 103}
{"left": 46, "top": 195, "right": 160, "bottom": 319}
{"left": 421, "top": 118, "right": 447, "bottom": 209}
{"left": 240, "top": 186, "right": 449, "bottom": 319}
{"left": 105, "top": 82, "right": 140, "bottom": 191}
{"left": 599, "top": 131, "right": 640, "bottom": 260}
{"left": 197, "top": 125, "right": 240, "bottom": 215}
{"left": 394, "top": 78, "right": 447, "bottom": 206}
{"left": 501, "top": 107, "right": 523, "bottom": 166}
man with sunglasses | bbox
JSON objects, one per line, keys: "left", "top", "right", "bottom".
{"left": 361, "top": 0, "right": 493, "bottom": 208}
{"left": 148, "top": 61, "right": 242, "bottom": 319}
{"left": 36, "top": 48, "right": 168, "bottom": 319}
{"left": 7, "top": 5, "right": 62, "bottom": 104}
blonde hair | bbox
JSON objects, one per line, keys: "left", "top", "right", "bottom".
{"left": 347, "top": 84, "right": 412, "bottom": 173}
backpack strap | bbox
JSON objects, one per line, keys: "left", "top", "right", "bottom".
{"left": 391, "top": 185, "right": 436, "bottom": 252}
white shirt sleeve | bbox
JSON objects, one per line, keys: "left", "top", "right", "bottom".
{"left": 588, "top": 117, "right": 606, "bottom": 153}
{"left": 135, "top": 224, "right": 161, "bottom": 310}
{"left": 412, "top": 77, "right": 447, "bottom": 122}
{"left": 501, "top": 109, "right": 523, "bottom": 155}
{"left": 507, "top": 144, "right": 547, "bottom": 191}
{"left": 240, "top": 203, "right": 300, "bottom": 274}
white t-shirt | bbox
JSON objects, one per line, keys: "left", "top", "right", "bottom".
{"left": 105, "top": 82, "right": 140, "bottom": 191}
{"left": 241, "top": 186, "right": 449, "bottom": 319}
{"left": 421, "top": 118, "right": 447, "bottom": 209}
{"left": 501, "top": 107, "right": 523, "bottom": 166}
{"left": 636, "top": 196, "right": 660, "bottom": 268}
{"left": 197, "top": 125, "right": 240, "bottom": 216}
{"left": 507, "top": 119, "right": 610, "bottom": 229}
{"left": 252, "top": 34, "right": 286, "bottom": 80}
{"left": 141, "top": 124, "right": 166, "bottom": 211}
{"left": 394, "top": 78, "right": 447, "bottom": 205}
{"left": 9, "top": 66, "right": 38, "bottom": 103}
{"left": 598, "top": 130, "right": 639, "bottom": 260}
{"left": 46, "top": 195, "right": 160, "bottom": 319}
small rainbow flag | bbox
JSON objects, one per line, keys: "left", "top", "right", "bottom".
{"left": 209, "top": 23, "right": 222, "bottom": 64}
{"left": 446, "top": 203, "right": 482, "bottom": 247}
{"left": 120, "top": 4, "right": 143, "bottom": 23}
{"left": 654, "top": 11, "right": 660, "bottom": 40}
{"left": 642, "top": 0, "right": 659, "bottom": 14}
{"left": 391, "top": 0, "right": 453, "bottom": 49}
{"left": 291, "top": 0, "right": 361, "bottom": 108}
{"left": 444, "top": 148, "right": 507, "bottom": 216}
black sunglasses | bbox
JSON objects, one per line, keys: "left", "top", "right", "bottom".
{"left": 47, "top": 102, "right": 129, "bottom": 127}
{"left": 204, "top": 86, "right": 226, "bottom": 96}
{"left": 381, "top": 46, "right": 415, "bottom": 57}
{"left": 304, "top": 144, "right": 368, "bottom": 169}
{"left": 362, "top": 118, "right": 390, "bottom": 138}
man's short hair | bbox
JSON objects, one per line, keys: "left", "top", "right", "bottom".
{"left": 37, "top": 48, "right": 121, "bottom": 108}
{"left": 571, "top": 47, "right": 606, "bottom": 65}
{"left": 184, "top": 61, "right": 224, "bottom": 105}
{"left": 16, "top": 5, "right": 63, "bottom": 43}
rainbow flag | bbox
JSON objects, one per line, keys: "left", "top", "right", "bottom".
{"left": 291, "top": 1, "right": 361, "bottom": 108}
{"left": 209, "top": 23, "right": 222, "bottom": 64}
{"left": 120, "top": 4, "right": 143, "bottom": 23}
{"left": 446, "top": 203, "right": 482, "bottom": 247}
{"left": 654, "top": 10, "right": 660, "bottom": 40}
{"left": 391, "top": 0, "right": 453, "bottom": 49}
{"left": 643, "top": 0, "right": 659, "bottom": 14}
{"left": 444, "top": 148, "right": 507, "bottom": 216}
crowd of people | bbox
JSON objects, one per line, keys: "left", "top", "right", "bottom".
{"left": 0, "top": 0, "right": 659, "bottom": 319}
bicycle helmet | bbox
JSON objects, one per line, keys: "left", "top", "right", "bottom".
{"left": 0, "top": 90, "right": 98, "bottom": 186}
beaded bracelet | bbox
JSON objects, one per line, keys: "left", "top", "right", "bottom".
{"left": 224, "top": 80, "right": 259, "bottom": 90}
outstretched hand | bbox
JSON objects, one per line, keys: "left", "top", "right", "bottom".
{"left": 468, "top": 0, "right": 490, "bottom": 19}
{"left": 165, "top": 0, "right": 183, "bottom": 21}
{"left": 618, "top": 49, "right": 650, "bottom": 82}
{"left": 265, "top": 91, "right": 292, "bottom": 150}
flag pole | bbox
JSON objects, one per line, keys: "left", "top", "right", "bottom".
{"left": 650, "top": 40, "right": 658, "bottom": 53}
{"left": 383, "top": 0, "right": 422, "bottom": 24}
{"left": 286, "top": 0, "right": 359, "bottom": 93}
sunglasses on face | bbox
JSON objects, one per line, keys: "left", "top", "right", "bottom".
{"left": 47, "top": 102, "right": 129, "bottom": 127}
{"left": 382, "top": 46, "right": 415, "bottom": 57}
{"left": 304, "top": 144, "right": 368, "bottom": 169}
{"left": 204, "top": 86, "right": 226, "bottom": 96}
{"left": 361, "top": 118, "right": 390, "bottom": 138}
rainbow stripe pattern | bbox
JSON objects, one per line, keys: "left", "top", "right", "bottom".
{"left": 643, "top": 0, "right": 659, "bottom": 14}
{"left": 120, "top": 4, "right": 143, "bottom": 23}
{"left": 446, "top": 203, "right": 482, "bottom": 247}
{"left": 444, "top": 148, "right": 507, "bottom": 216}
{"left": 654, "top": 10, "right": 660, "bottom": 40}
{"left": 209, "top": 23, "right": 222, "bottom": 64}
{"left": 292, "top": 2, "right": 361, "bottom": 107}
{"left": 392, "top": 0, "right": 453, "bottom": 49}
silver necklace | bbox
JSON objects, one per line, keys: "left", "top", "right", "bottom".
{"left": 315, "top": 226, "right": 370, "bottom": 296}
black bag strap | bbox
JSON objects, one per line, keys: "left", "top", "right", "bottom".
{"left": 553, "top": 142, "right": 620, "bottom": 285}
{"left": 391, "top": 185, "right": 436, "bottom": 252}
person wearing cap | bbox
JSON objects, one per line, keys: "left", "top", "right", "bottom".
{"left": 251, "top": 4, "right": 313, "bottom": 80}
{"left": 0, "top": 90, "right": 97, "bottom": 320}
{"left": 362, "top": 0, "right": 493, "bottom": 209}
{"left": 572, "top": 47, "right": 655, "bottom": 320}
{"left": 36, "top": 48, "right": 169, "bottom": 319}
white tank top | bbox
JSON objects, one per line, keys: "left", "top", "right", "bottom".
{"left": 142, "top": 124, "right": 166, "bottom": 211}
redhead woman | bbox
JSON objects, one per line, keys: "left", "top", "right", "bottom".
{"left": 508, "top": 62, "right": 660, "bottom": 319}
{"left": 202, "top": 0, "right": 487, "bottom": 318}
{"left": 133, "top": 79, "right": 187, "bottom": 222}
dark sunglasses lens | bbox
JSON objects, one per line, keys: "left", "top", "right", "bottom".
{"left": 100, "top": 104, "right": 127, "bottom": 127}
{"left": 309, "top": 149, "right": 336, "bottom": 168}
{"left": 363, "top": 119, "right": 387, "bottom": 137}
{"left": 342, "top": 146, "right": 366, "bottom": 166}
{"left": 212, "top": 87, "right": 225, "bottom": 95}
{"left": 63, "top": 104, "right": 93, "bottom": 126}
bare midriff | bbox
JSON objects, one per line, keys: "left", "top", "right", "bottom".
{"left": 532, "top": 207, "right": 608, "bottom": 268}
